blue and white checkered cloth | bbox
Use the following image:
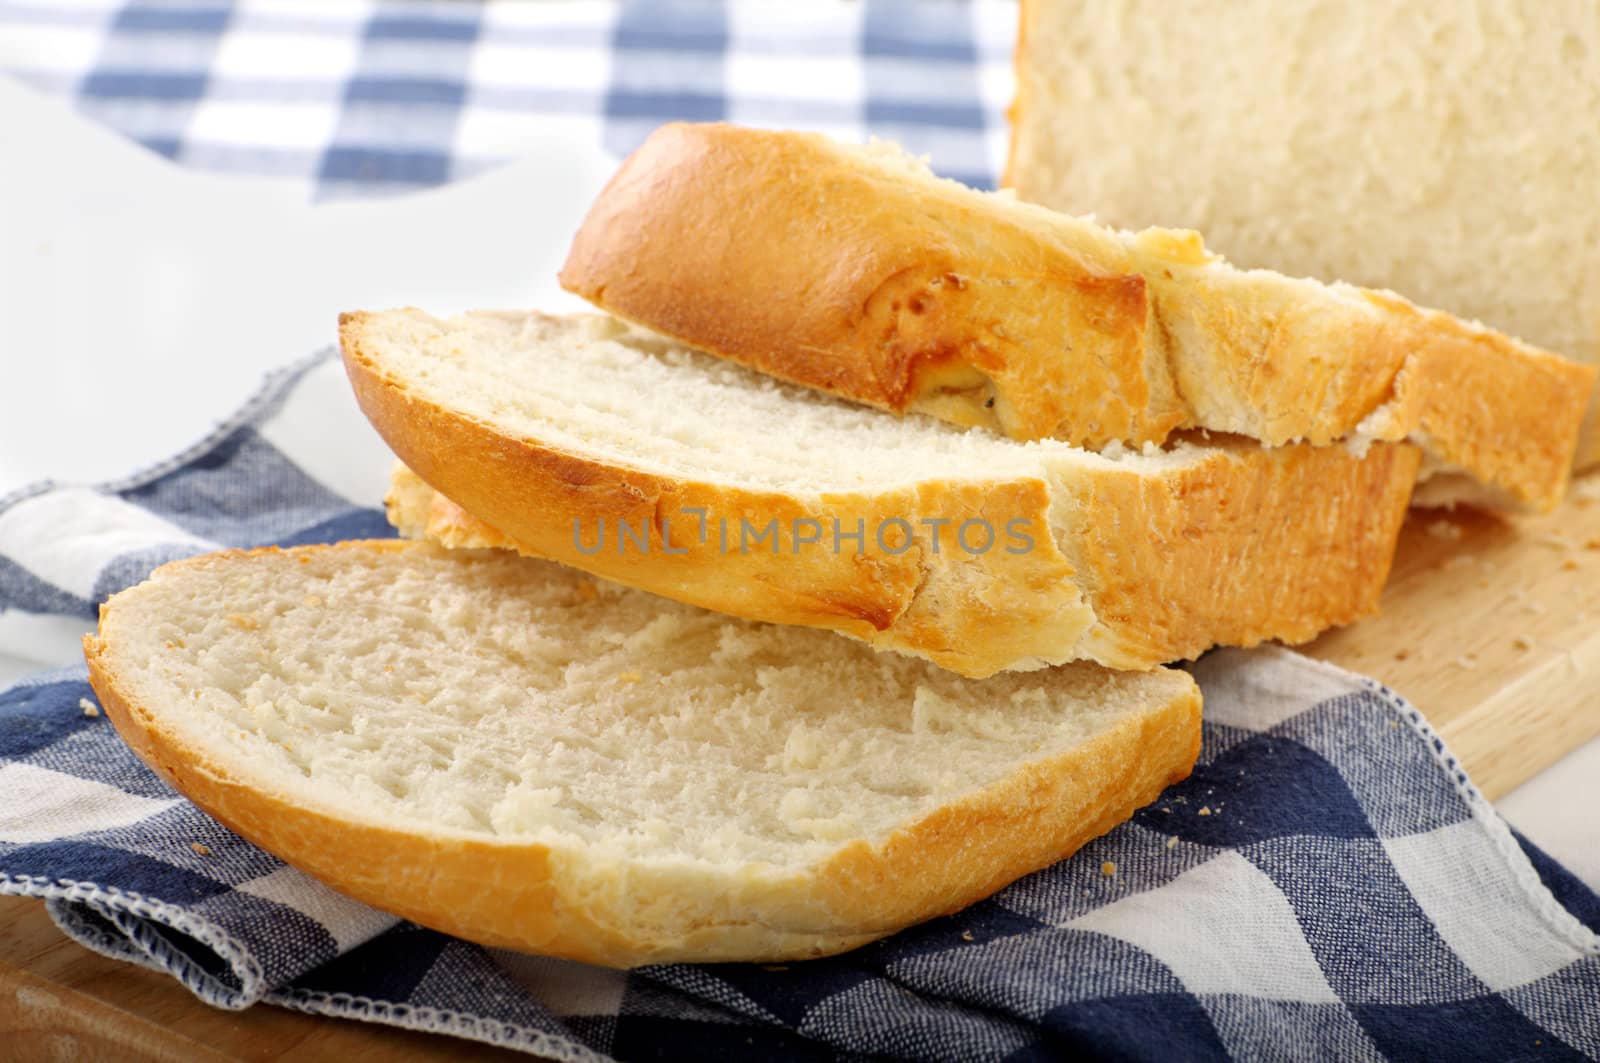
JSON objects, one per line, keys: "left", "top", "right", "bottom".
{"left": 0, "top": 0, "right": 1015, "bottom": 198}
{"left": 4, "top": 2, "right": 1600, "bottom": 1059}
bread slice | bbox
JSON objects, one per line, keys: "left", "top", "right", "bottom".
{"left": 82, "top": 540, "right": 1201, "bottom": 967}
{"left": 1007, "top": 0, "right": 1600, "bottom": 474}
{"left": 558, "top": 123, "right": 1594, "bottom": 511}
{"left": 339, "top": 309, "right": 1418, "bottom": 678}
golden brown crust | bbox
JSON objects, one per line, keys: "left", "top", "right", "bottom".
{"left": 1053, "top": 438, "right": 1421, "bottom": 666}
{"left": 561, "top": 123, "right": 1594, "bottom": 511}
{"left": 1134, "top": 231, "right": 1598, "bottom": 512}
{"left": 343, "top": 308, "right": 1419, "bottom": 676}
{"left": 560, "top": 122, "right": 1184, "bottom": 448}
{"left": 390, "top": 444, "right": 1419, "bottom": 674}
{"left": 82, "top": 541, "right": 1202, "bottom": 968}
{"left": 1364, "top": 292, "right": 1596, "bottom": 510}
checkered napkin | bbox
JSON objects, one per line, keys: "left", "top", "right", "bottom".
{"left": 4, "top": 355, "right": 1600, "bottom": 1061}
{"left": 0, "top": 0, "right": 1014, "bottom": 200}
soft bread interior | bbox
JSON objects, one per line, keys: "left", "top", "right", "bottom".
{"left": 358, "top": 308, "right": 1209, "bottom": 494}
{"left": 92, "top": 542, "right": 1196, "bottom": 868}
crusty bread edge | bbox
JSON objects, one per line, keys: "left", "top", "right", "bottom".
{"left": 386, "top": 439, "right": 1420, "bottom": 677}
{"left": 82, "top": 541, "right": 1202, "bottom": 968}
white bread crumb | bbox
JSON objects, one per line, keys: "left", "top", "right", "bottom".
{"left": 1426, "top": 520, "right": 1463, "bottom": 541}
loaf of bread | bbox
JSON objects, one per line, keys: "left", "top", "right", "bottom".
{"left": 559, "top": 123, "right": 1594, "bottom": 511}
{"left": 340, "top": 309, "right": 1418, "bottom": 678}
{"left": 83, "top": 540, "right": 1201, "bottom": 967}
{"left": 1007, "top": 0, "right": 1600, "bottom": 474}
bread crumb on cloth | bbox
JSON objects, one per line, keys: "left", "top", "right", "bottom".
{"left": 1101, "top": 861, "right": 1117, "bottom": 877}
{"left": 78, "top": 698, "right": 99, "bottom": 717}
{"left": 190, "top": 842, "right": 211, "bottom": 857}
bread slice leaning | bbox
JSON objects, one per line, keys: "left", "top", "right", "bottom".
{"left": 82, "top": 540, "right": 1201, "bottom": 967}
{"left": 340, "top": 309, "right": 1419, "bottom": 678}
{"left": 1007, "top": 0, "right": 1600, "bottom": 474}
{"left": 559, "top": 123, "right": 1595, "bottom": 511}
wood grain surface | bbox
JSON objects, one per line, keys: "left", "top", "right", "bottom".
{"left": 3, "top": 478, "right": 1596, "bottom": 1060}
{"left": 1306, "top": 477, "right": 1600, "bottom": 801}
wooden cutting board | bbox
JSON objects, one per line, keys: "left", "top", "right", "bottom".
{"left": 1305, "top": 475, "right": 1600, "bottom": 802}
{"left": 4, "top": 478, "right": 1597, "bottom": 1060}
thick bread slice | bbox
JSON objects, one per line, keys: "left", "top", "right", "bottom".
{"left": 558, "top": 123, "right": 1594, "bottom": 511}
{"left": 1007, "top": 0, "right": 1600, "bottom": 473}
{"left": 82, "top": 540, "right": 1201, "bottom": 967}
{"left": 340, "top": 309, "right": 1419, "bottom": 677}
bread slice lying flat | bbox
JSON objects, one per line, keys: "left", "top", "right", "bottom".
{"left": 340, "top": 309, "right": 1418, "bottom": 678}
{"left": 1008, "top": 0, "right": 1600, "bottom": 473}
{"left": 82, "top": 540, "right": 1200, "bottom": 967}
{"left": 559, "top": 123, "right": 1595, "bottom": 511}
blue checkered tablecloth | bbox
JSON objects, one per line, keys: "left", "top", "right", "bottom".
{"left": 0, "top": 0, "right": 1015, "bottom": 198}
{"left": 3, "top": 3, "right": 1600, "bottom": 1060}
